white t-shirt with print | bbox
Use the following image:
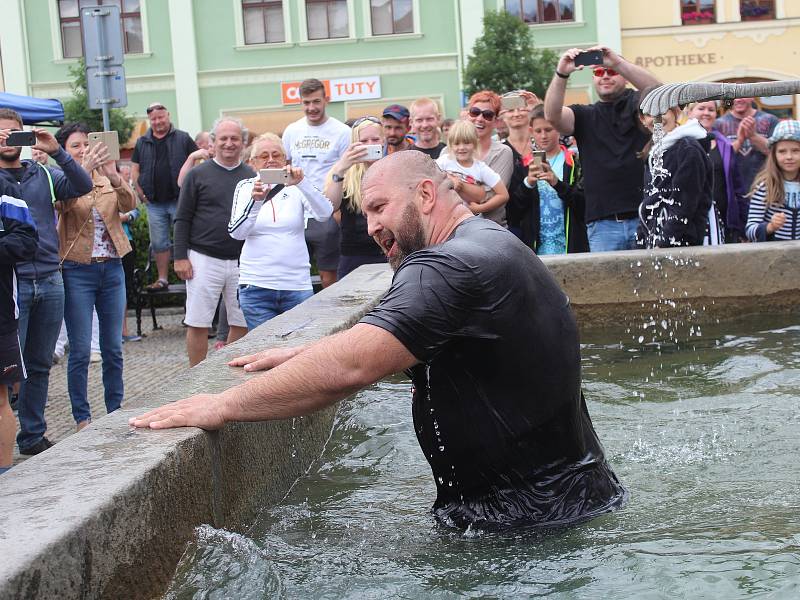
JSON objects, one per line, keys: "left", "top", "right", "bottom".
{"left": 436, "top": 154, "right": 501, "bottom": 189}
{"left": 282, "top": 116, "right": 351, "bottom": 190}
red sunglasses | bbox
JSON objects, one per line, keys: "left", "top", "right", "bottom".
{"left": 592, "top": 67, "right": 619, "bottom": 78}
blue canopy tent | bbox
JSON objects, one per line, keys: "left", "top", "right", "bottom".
{"left": 0, "top": 91, "right": 65, "bottom": 126}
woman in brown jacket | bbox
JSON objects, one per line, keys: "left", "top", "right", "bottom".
{"left": 55, "top": 122, "right": 135, "bottom": 430}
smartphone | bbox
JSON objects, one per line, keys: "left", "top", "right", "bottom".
{"left": 88, "top": 131, "right": 120, "bottom": 161}
{"left": 259, "top": 168, "right": 289, "bottom": 184}
{"left": 574, "top": 50, "right": 604, "bottom": 67}
{"left": 363, "top": 144, "right": 383, "bottom": 161}
{"left": 501, "top": 94, "right": 526, "bottom": 111}
{"left": 6, "top": 130, "right": 36, "bottom": 147}
{"left": 531, "top": 150, "right": 547, "bottom": 167}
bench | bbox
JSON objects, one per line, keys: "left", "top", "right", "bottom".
{"left": 132, "top": 263, "right": 323, "bottom": 336}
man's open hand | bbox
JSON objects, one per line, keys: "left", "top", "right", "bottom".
{"left": 128, "top": 393, "right": 227, "bottom": 430}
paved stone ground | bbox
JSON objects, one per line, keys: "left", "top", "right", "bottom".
{"left": 12, "top": 309, "right": 220, "bottom": 465}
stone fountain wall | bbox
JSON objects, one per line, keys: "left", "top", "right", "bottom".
{"left": 1, "top": 242, "right": 798, "bottom": 599}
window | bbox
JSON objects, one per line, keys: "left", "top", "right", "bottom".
{"left": 57, "top": 0, "right": 143, "bottom": 58}
{"left": 306, "top": 0, "right": 349, "bottom": 40}
{"left": 504, "top": 0, "right": 574, "bottom": 24}
{"left": 370, "top": 0, "right": 413, "bottom": 35}
{"left": 242, "top": 0, "right": 285, "bottom": 44}
{"left": 740, "top": 0, "right": 775, "bottom": 21}
{"left": 680, "top": 0, "right": 715, "bottom": 25}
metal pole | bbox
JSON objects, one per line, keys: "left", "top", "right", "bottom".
{"left": 93, "top": 10, "right": 111, "bottom": 131}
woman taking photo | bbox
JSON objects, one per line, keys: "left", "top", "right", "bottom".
{"left": 55, "top": 122, "right": 135, "bottom": 431}
{"left": 229, "top": 133, "right": 333, "bottom": 330}
{"left": 324, "top": 116, "right": 387, "bottom": 279}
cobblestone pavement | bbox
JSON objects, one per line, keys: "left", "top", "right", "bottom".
{"left": 12, "top": 310, "right": 219, "bottom": 465}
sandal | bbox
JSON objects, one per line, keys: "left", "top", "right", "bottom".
{"left": 146, "top": 279, "right": 169, "bottom": 292}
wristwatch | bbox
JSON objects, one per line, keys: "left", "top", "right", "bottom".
{"left": 332, "top": 173, "right": 345, "bottom": 183}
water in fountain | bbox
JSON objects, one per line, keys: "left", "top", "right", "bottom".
{"left": 163, "top": 314, "right": 800, "bottom": 598}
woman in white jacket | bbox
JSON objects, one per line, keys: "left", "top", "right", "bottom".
{"left": 229, "top": 133, "right": 334, "bottom": 330}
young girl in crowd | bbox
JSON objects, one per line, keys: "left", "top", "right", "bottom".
{"left": 745, "top": 120, "right": 800, "bottom": 242}
{"left": 436, "top": 120, "right": 508, "bottom": 217}
{"left": 506, "top": 104, "right": 588, "bottom": 254}
{"left": 636, "top": 105, "right": 713, "bottom": 248}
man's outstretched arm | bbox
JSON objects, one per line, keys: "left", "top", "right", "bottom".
{"left": 129, "top": 323, "right": 418, "bottom": 430}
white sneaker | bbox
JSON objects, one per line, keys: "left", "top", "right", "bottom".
{"left": 90, "top": 351, "right": 102, "bottom": 364}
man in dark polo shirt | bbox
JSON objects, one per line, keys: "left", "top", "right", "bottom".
{"left": 545, "top": 46, "right": 660, "bottom": 252}
{"left": 131, "top": 103, "right": 197, "bottom": 289}
{"left": 131, "top": 151, "right": 627, "bottom": 532}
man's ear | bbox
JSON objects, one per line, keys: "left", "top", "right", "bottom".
{"left": 418, "top": 179, "right": 436, "bottom": 215}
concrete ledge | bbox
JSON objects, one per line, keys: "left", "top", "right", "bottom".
{"left": 0, "top": 265, "right": 392, "bottom": 600}
{"left": 2, "top": 242, "right": 799, "bottom": 599}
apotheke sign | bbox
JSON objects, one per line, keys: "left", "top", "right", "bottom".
{"left": 281, "top": 76, "right": 381, "bottom": 105}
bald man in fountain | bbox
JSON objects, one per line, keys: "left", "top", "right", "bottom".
{"left": 131, "top": 151, "right": 627, "bottom": 531}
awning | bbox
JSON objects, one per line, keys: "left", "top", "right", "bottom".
{"left": 0, "top": 91, "right": 65, "bottom": 126}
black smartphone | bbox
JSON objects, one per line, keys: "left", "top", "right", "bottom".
{"left": 574, "top": 50, "right": 603, "bottom": 67}
{"left": 6, "top": 130, "right": 36, "bottom": 146}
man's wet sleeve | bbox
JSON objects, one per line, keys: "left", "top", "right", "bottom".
{"left": 360, "top": 255, "right": 477, "bottom": 363}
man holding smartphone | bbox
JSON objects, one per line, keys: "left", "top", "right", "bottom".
{"left": 0, "top": 108, "right": 93, "bottom": 455}
{"left": 545, "top": 46, "right": 660, "bottom": 252}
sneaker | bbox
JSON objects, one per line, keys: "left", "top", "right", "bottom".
{"left": 90, "top": 351, "right": 102, "bottom": 363}
{"left": 122, "top": 334, "right": 142, "bottom": 343}
{"left": 19, "top": 437, "right": 54, "bottom": 456}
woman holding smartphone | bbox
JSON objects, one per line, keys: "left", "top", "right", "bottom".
{"left": 228, "top": 133, "right": 333, "bottom": 330}
{"left": 55, "top": 122, "right": 135, "bottom": 431}
{"left": 324, "top": 116, "right": 388, "bottom": 279}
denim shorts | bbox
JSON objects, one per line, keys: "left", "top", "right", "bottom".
{"left": 146, "top": 201, "right": 178, "bottom": 253}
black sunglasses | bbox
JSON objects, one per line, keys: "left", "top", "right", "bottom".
{"left": 468, "top": 107, "right": 496, "bottom": 121}
{"left": 146, "top": 104, "right": 166, "bottom": 114}
{"left": 352, "top": 116, "right": 381, "bottom": 127}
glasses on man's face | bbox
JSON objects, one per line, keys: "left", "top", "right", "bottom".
{"left": 468, "top": 107, "right": 496, "bottom": 121}
{"left": 352, "top": 116, "right": 381, "bottom": 127}
{"left": 592, "top": 67, "right": 618, "bottom": 78}
{"left": 146, "top": 104, "right": 166, "bottom": 114}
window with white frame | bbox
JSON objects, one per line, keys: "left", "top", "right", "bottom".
{"left": 57, "top": 0, "right": 143, "bottom": 58}
{"left": 504, "top": 0, "right": 575, "bottom": 24}
{"left": 242, "top": 0, "right": 286, "bottom": 44}
{"left": 306, "top": 0, "right": 349, "bottom": 40}
{"left": 370, "top": 0, "right": 413, "bottom": 35}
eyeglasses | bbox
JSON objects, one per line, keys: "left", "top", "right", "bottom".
{"left": 146, "top": 104, "right": 166, "bottom": 114}
{"left": 592, "top": 67, "right": 619, "bottom": 78}
{"left": 352, "top": 116, "right": 381, "bottom": 127}
{"left": 468, "top": 107, "right": 496, "bottom": 121}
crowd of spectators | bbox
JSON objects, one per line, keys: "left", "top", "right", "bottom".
{"left": 1, "top": 45, "right": 799, "bottom": 472}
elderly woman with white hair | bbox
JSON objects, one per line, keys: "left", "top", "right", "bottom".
{"left": 229, "top": 133, "right": 334, "bottom": 330}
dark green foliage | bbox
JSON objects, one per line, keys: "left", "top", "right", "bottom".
{"left": 462, "top": 10, "right": 558, "bottom": 98}
{"left": 62, "top": 58, "right": 136, "bottom": 143}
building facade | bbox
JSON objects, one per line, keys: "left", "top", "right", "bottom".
{"left": 0, "top": 0, "right": 613, "bottom": 139}
{"left": 620, "top": 0, "right": 800, "bottom": 118}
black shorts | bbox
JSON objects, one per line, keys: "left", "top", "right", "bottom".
{"left": 0, "top": 330, "right": 25, "bottom": 385}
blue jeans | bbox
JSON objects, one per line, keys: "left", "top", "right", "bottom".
{"left": 238, "top": 285, "right": 313, "bottom": 330}
{"left": 146, "top": 201, "right": 177, "bottom": 253}
{"left": 16, "top": 271, "right": 65, "bottom": 451}
{"left": 63, "top": 260, "right": 126, "bottom": 424}
{"left": 586, "top": 218, "right": 639, "bottom": 252}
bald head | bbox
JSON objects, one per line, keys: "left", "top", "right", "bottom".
{"left": 363, "top": 150, "right": 449, "bottom": 196}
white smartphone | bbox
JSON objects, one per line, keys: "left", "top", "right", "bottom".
{"left": 88, "top": 131, "right": 120, "bottom": 161}
{"left": 501, "top": 95, "right": 525, "bottom": 111}
{"left": 531, "top": 150, "right": 547, "bottom": 167}
{"left": 363, "top": 144, "right": 383, "bottom": 161}
{"left": 259, "top": 168, "right": 289, "bottom": 184}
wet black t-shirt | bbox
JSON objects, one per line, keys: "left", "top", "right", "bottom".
{"left": 360, "top": 217, "right": 627, "bottom": 529}
{"left": 409, "top": 142, "right": 446, "bottom": 160}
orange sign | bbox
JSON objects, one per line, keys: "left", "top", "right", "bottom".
{"left": 281, "top": 76, "right": 381, "bottom": 105}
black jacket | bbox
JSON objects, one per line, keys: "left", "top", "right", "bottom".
{"left": 132, "top": 126, "right": 197, "bottom": 202}
{"left": 637, "top": 137, "right": 712, "bottom": 248}
{"left": 0, "top": 195, "right": 38, "bottom": 334}
{"left": 505, "top": 144, "right": 589, "bottom": 254}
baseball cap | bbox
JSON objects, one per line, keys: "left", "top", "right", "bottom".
{"left": 382, "top": 104, "right": 410, "bottom": 122}
{"left": 768, "top": 119, "right": 800, "bottom": 147}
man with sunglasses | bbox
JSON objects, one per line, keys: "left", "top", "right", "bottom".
{"left": 545, "top": 46, "right": 660, "bottom": 252}
{"left": 131, "top": 103, "right": 198, "bottom": 290}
